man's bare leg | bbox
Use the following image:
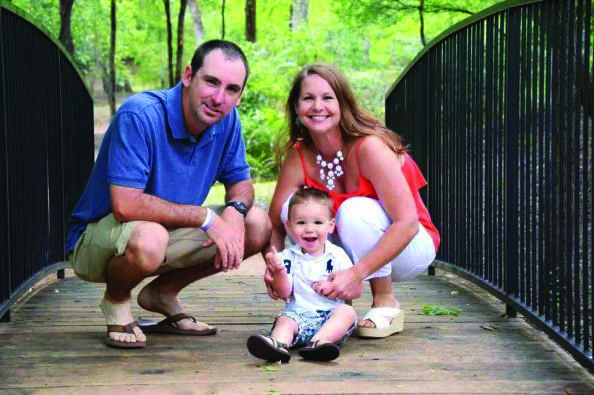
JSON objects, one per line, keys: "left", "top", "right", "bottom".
{"left": 137, "top": 206, "right": 271, "bottom": 331}
{"left": 136, "top": 259, "right": 219, "bottom": 331}
{"left": 102, "top": 222, "right": 170, "bottom": 344}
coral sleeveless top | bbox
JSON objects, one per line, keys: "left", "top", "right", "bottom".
{"left": 295, "top": 142, "right": 440, "bottom": 251}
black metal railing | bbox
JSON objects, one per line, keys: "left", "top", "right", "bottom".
{"left": 386, "top": 0, "right": 593, "bottom": 373}
{"left": 0, "top": 1, "right": 94, "bottom": 321}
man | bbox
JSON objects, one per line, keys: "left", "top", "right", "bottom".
{"left": 66, "top": 40, "right": 271, "bottom": 348}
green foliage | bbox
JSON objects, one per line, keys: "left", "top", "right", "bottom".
{"left": 12, "top": 0, "right": 503, "bottom": 180}
{"left": 421, "top": 304, "right": 462, "bottom": 316}
{"left": 13, "top": 0, "right": 60, "bottom": 33}
{"left": 204, "top": 180, "right": 276, "bottom": 208}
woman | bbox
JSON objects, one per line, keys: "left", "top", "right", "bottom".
{"left": 265, "top": 64, "right": 440, "bottom": 338}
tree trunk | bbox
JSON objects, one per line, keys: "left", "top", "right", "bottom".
{"left": 108, "top": 0, "right": 116, "bottom": 116}
{"left": 163, "top": 0, "right": 174, "bottom": 87}
{"left": 188, "top": 0, "right": 204, "bottom": 44}
{"left": 58, "top": 0, "right": 75, "bottom": 56}
{"left": 290, "top": 0, "right": 307, "bottom": 31}
{"left": 221, "top": 0, "right": 226, "bottom": 39}
{"left": 175, "top": 0, "right": 189, "bottom": 82}
{"left": 419, "top": 0, "right": 426, "bottom": 46}
{"left": 245, "top": 0, "right": 256, "bottom": 42}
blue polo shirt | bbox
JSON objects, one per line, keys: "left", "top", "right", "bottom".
{"left": 65, "top": 82, "right": 250, "bottom": 253}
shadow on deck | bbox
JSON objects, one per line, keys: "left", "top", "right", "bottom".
{"left": 1, "top": 257, "right": 593, "bottom": 395}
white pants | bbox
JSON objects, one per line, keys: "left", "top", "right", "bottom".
{"left": 281, "top": 196, "right": 436, "bottom": 282}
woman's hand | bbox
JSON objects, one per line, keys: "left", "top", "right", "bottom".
{"left": 313, "top": 267, "right": 364, "bottom": 300}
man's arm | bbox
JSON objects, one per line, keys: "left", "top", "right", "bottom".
{"left": 110, "top": 185, "right": 209, "bottom": 228}
{"left": 110, "top": 181, "right": 249, "bottom": 271}
{"left": 214, "top": 179, "right": 254, "bottom": 269}
{"left": 222, "top": 179, "right": 254, "bottom": 214}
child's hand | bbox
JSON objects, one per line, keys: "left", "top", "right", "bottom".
{"left": 263, "top": 246, "right": 290, "bottom": 302}
{"left": 264, "top": 246, "right": 285, "bottom": 275}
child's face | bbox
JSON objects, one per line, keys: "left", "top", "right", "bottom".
{"left": 285, "top": 200, "right": 335, "bottom": 257}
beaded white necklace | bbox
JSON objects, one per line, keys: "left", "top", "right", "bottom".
{"left": 316, "top": 150, "right": 344, "bottom": 190}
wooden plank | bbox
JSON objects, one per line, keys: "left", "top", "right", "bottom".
{"left": 0, "top": 267, "right": 593, "bottom": 394}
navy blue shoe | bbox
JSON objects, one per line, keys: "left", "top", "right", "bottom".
{"left": 298, "top": 340, "right": 340, "bottom": 362}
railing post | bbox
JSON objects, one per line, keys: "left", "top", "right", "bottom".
{"left": 0, "top": 309, "right": 9, "bottom": 323}
{"left": 504, "top": 6, "right": 520, "bottom": 317}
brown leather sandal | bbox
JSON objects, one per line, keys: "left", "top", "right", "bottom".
{"left": 105, "top": 320, "right": 146, "bottom": 349}
{"left": 138, "top": 313, "right": 216, "bottom": 336}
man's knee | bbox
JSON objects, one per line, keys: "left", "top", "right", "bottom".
{"left": 126, "top": 222, "right": 169, "bottom": 272}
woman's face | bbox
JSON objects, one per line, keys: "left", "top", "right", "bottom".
{"left": 296, "top": 74, "right": 341, "bottom": 137}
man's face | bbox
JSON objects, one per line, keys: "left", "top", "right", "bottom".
{"left": 182, "top": 49, "right": 246, "bottom": 136}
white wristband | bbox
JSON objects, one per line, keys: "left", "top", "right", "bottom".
{"left": 200, "top": 208, "right": 215, "bottom": 232}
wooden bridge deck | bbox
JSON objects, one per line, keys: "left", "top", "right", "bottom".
{"left": 1, "top": 256, "right": 593, "bottom": 395}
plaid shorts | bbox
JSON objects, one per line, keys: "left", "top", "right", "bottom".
{"left": 278, "top": 308, "right": 355, "bottom": 347}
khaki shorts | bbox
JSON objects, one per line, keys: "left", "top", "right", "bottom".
{"left": 69, "top": 212, "right": 218, "bottom": 283}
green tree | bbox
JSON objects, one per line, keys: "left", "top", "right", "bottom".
{"left": 175, "top": 0, "right": 189, "bottom": 81}
{"left": 108, "top": 0, "right": 116, "bottom": 114}
{"left": 10, "top": 0, "right": 508, "bottom": 179}
{"left": 188, "top": 0, "right": 204, "bottom": 43}
{"left": 163, "top": 0, "right": 173, "bottom": 86}
{"left": 290, "top": 0, "right": 307, "bottom": 31}
{"left": 342, "top": 0, "right": 498, "bottom": 46}
{"left": 245, "top": 0, "right": 256, "bottom": 42}
{"left": 58, "top": 0, "right": 74, "bottom": 54}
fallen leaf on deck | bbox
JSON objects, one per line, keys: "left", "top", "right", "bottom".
{"left": 260, "top": 363, "right": 281, "bottom": 372}
{"left": 421, "top": 304, "right": 462, "bottom": 316}
{"left": 481, "top": 323, "right": 498, "bottom": 331}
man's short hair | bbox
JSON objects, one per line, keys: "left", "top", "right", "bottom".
{"left": 190, "top": 40, "right": 249, "bottom": 89}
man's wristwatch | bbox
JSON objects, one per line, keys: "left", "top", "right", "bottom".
{"left": 225, "top": 201, "right": 248, "bottom": 217}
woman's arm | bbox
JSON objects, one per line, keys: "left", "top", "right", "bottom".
{"left": 314, "top": 136, "right": 419, "bottom": 300}
{"left": 352, "top": 136, "right": 419, "bottom": 279}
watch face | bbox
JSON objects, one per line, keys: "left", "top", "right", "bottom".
{"left": 227, "top": 201, "right": 248, "bottom": 216}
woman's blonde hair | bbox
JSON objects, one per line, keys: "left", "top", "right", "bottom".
{"left": 276, "top": 63, "right": 407, "bottom": 166}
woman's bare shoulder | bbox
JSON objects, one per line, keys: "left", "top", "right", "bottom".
{"left": 356, "top": 135, "right": 400, "bottom": 162}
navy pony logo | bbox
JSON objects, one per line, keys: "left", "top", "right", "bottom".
{"left": 283, "top": 259, "right": 292, "bottom": 274}
{"left": 325, "top": 259, "right": 334, "bottom": 274}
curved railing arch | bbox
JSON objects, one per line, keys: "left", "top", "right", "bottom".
{"left": 0, "top": 0, "right": 94, "bottom": 321}
{"left": 386, "top": 0, "right": 593, "bottom": 373}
